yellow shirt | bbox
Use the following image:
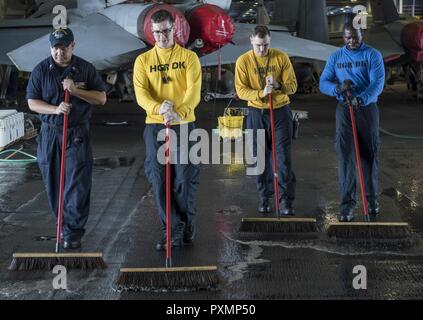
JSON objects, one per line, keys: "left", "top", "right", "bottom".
{"left": 133, "top": 43, "right": 202, "bottom": 124}
{"left": 235, "top": 48, "right": 297, "bottom": 109}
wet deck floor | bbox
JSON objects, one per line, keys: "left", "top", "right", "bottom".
{"left": 1, "top": 85, "right": 423, "bottom": 299}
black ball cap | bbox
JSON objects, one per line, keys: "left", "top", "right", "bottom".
{"left": 49, "top": 28, "right": 74, "bottom": 47}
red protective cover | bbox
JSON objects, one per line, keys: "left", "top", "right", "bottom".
{"left": 141, "top": 4, "right": 190, "bottom": 46}
{"left": 187, "top": 4, "right": 234, "bottom": 55}
{"left": 402, "top": 21, "right": 423, "bottom": 62}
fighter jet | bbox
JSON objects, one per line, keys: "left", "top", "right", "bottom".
{"left": 364, "top": 0, "right": 422, "bottom": 93}
{"left": 0, "top": 0, "right": 338, "bottom": 101}
{"left": 327, "top": 0, "right": 422, "bottom": 94}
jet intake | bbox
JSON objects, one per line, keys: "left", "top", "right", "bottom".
{"left": 101, "top": 3, "right": 190, "bottom": 47}
{"left": 185, "top": 4, "right": 234, "bottom": 55}
{"left": 138, "top": 3, "right": 190, "bottom": 47}
{"left": 402, "top": 21, "right": 423, "bottom": 62}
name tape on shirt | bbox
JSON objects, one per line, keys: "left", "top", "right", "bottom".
{"left": 336, "top": 61, "right": 368, "bottom": 69}
{"left": 254, "top": 65, "right": 277, "bottom": 75}
{"left": 150, "top": 62, "right": 186, "bottom": 73}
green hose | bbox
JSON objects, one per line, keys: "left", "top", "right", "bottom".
{"left": 0, "top": 149, "right": 37, "bottom": 163}
{"left": 379, "top": 127, "right": 423, "bottom": 140}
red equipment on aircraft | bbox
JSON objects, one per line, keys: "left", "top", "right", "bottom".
{"left": 402, "top": 21, "right": 423, "bottom": 62}
{"left": 185, "top": 4, "right": 234, "bottom": 54}
{"left": 138, "top": 3, "right": 190, "bottom": 46}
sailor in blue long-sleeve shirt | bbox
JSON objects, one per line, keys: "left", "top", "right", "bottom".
{"left": 319, "top": 24, "right": 385, "bottom": 222}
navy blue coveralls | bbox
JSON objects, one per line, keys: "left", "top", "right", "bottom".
{"left": 143, "top": 123, "right": 200, "bottom": 239}
{"left": 26, "top": 55, "right": 106, "bottom": 242}
{"left": 247, "top": 106, "right": 296, "bottom": 205}
{"left": 319, "top": 43, "right": 385, "bottom": 213}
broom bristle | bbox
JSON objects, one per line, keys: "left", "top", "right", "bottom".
{"left": 239, "top": 217, "right": 317, "bottom": 233}
{"left": 327, "top": 222, "right": 412, "bottom": 239}
{"left": 114, "top": 267, "right": 219, "bottom": 292}
{"left": 9, "top": 254, "right": 106, "bottom": 271}
{"left": 326, "top": 222, "right": 415, "bottom": 247}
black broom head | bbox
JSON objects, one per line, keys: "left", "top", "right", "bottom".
{"left": 114, "top": 266, "right": 219, "bottom": 292}
{"left": 326, "top": 222, "right": 417, "bottom": 248}
{"left": 239, "top": 217, "right": 317, "bottom": 233}
{"left": 9, "top": 253, "right": 106, "bottom": 271}
{"left": 327, "top": 222, "right": 412, "bottom": 240}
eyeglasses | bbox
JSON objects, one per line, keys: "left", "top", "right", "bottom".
{"left": 253, "top": 43, "right": 269, "bottom": 48}
{"left": 152, "top": 26, "right": 173, "bottom": 37}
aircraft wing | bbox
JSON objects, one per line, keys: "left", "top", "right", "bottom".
{"left": 364, "top": 24, "right": 405, "bottom": 59}
{"left": 200, "top": 23, "right": 339, "bottom": 66}
{"left": 7, "top": 12, "right": 146, "bottom": 72}
{"left": 0, "top": 16, "right": 54, "bottom": 65}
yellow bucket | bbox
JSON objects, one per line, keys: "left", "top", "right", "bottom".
{"left": 218, "top": 115, "right": 244, "bottom": 140}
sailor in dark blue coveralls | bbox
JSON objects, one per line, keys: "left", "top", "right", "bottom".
{"left": 319, "top": 24, "right": 385, "bottom": 222}
{"left": 26, "top": 28, "right": 107, "bottom": 249}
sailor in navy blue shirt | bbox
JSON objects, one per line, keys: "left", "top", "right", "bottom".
{"left": 26, "top": 28, "right": 106, "bottom": 249}
{"left": 320, "top": 24, "right": 385, "bottom": 222}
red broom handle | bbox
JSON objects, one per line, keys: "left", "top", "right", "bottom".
{"left": 346, "top": 92, "right": 369, "bottom": 220}
{"left": 56, "top": 89, "right": 69, "bottom": 253}
{"left": 165, "top": 124, "right": 172, "bottom": 267}
{"left": 268, "top": 93, "right": 280, "bottom": 213}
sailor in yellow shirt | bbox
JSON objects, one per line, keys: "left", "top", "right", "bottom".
{"left": 133, "top": 10, "right": 201, "bottom": 251}
{"left": 235, "top": 25, "right": 298, "bottom": 216}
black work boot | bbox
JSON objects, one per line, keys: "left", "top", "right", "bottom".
{"left": 156, "top": 222, "right": 185, "bottom": 251}
{"left": 63, "top": 239, "right": 82, "bottom": 249}
{"left": 278, "top": 201, "right": 294, "bottom": 216}
{"left": 258, "top": 198, "right": 272, "bottom": 214}
{"left": 155, "top": 234, "right": 183, "bottom": 251}
{"left": 339, "top": 209, "right": 354, "bottom": 222}
{"left": 183, "top": 221, "right": 196, "bottom": 245}
{"left": 368, "top": 200, "right": 380, "bottom": 222}
{"left": 338, "top": 213, "right": 347, "bottom": 222}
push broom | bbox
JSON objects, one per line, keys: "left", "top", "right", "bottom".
{"left": 327, "top": 88, "right": 412, "bottom": 242}
{"left": 9, "top": 89, "right": 106, "bottom": 270}
{"left": 240, "top": 90, "right": 316, "bottom": 233}
{"left": 115, "top": 123, "right": 218, "bottom": 291}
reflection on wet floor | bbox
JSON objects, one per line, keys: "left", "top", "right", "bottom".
{"left": 219, "top": 202, "right": 420, "bottom": 252}
{"left": 212, "top": 193, "right": 423, "bottom": 298}
{"left": 0, "top": 163, "right": 40, "bottom": 213}
{"left": 93, "top": 156, "right": 136, "bottom": 169}
{"left": 216, "top": 238, "right": 423, "bottom": 299}
{"left": 1, "top": 89, "right": 423, "bottom": 299}
{"left": 383, "top": 187, "right": 423, "bottom": 235}
{"left": 217, "top": 227, "right": 423, "bottom": 299}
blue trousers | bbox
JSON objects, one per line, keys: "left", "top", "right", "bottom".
{"left": 37, "top": 122, "right": 93, "bottom": 241}
{"left": 246, "top": 106, "right": 296, "bottom": 204}
{"left": 335, "top": 102, "right": 380, "bottom": 212}
{"left": 143, "top": 123, "right": 200, "bottom": 238}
